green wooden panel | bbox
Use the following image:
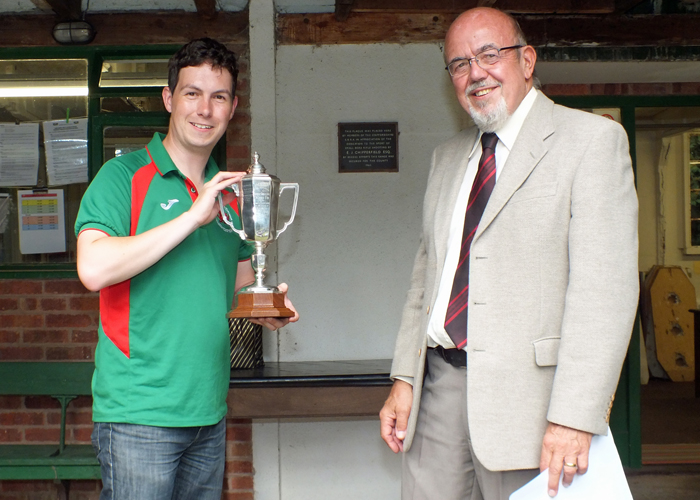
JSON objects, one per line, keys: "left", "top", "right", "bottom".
{"left": 0, "top": 362, "right": 94, "bottom": 396}
{"left": 0, "top": 445, "right": 100, "bottom": 480}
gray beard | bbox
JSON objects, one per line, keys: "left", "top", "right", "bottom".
{"left": 466, "top": 93, "right": 509, "bottom": 133}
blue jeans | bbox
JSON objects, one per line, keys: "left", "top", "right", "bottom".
{"left": 91, "top": 419, "right": 226, "bottom": 500}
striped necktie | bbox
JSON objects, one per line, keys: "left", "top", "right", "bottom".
{"left": 444, "top": 132, "right": 498, "bottom": 349}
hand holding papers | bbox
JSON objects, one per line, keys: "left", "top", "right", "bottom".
{"left": 510, "top": 428, "right": 632, "bottom": 500}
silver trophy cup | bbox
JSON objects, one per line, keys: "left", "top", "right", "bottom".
{"left": 221, "top": 152, "right": 299, "bottom": 318}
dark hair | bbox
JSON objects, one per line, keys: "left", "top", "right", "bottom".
{"left": 168, "top": 38, "right": 239, "bottom": 96}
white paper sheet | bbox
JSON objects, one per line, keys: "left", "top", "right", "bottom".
{"left": 42, "top": 118, "right": 88, "bottom": 186}
{"left": 510, "top": 428, "right": 632, "bottom": 500}
{"left": 0, "top": 123, "right": 39, "bottom": 187}
{"left": 18, "top": 190, "right": 66, "bottom": 254}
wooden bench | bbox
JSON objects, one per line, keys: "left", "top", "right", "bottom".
{"left": 0, "top": 362, "right": 100, "bottom": 496}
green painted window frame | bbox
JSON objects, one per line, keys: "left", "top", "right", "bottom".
{"left": 552, "top": 94, "right": 700, "bottom": 468}
{"left": 0, "top": 45, "right": 180, "bottom": 279}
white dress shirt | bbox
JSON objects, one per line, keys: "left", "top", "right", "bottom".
{"left": 426, "top": 87, "right": 538, "bottom": 349}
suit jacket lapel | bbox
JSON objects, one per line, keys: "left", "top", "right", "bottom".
{"left": 476, "top": 92, "right": 555, "bottom": 238}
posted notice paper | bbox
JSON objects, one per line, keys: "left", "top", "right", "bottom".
{"left": 43, "top": 118, "right": 88, "bottom": 186}
{"left": 18, "top": 190, "right": 66, "bottom": 254}
{"left": 510, "top": 428, "right": 632, "bottom": 500}
{"left": 0, "top": 123, "right": 39, "bottom": 187}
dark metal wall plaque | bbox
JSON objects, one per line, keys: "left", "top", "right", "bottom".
{"left": 338, "top": 122, "right": 398, "bottom": 173}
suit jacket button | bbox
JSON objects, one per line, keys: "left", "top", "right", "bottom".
{"left": 418, "top": 348, "right": 422, "bottom": 356}
{"left": 426, "top": 306, "right": 430, "bottom": 314}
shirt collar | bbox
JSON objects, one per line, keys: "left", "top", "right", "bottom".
{"left": 145, "top": 132, "right": 220, "bottom": 181}
{"left": 468, "top": 86, "right": 538, "bottom": 158}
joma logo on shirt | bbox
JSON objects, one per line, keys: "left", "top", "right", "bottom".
{"left": 160, "top": 199, "right": 179, "bottom": 210}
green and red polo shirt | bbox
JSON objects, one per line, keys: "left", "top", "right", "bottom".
{"left": 75, "top": 133, "right": 254, "bottom": 427}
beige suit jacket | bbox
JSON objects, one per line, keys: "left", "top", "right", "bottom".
{"left": 390, "top": 91, "right": 639, "bottom": 471}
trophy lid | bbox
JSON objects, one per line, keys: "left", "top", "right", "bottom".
{"left": 249, "top": 152, "right": 266, "bottom": 174}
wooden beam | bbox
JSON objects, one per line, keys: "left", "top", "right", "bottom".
{"left": 347, "top": 0, "right": 616, "bottom": 14}
{"left": 335, "top": 0, "right": 355, "bottom": 22}
{"left": 612, "top": 0, "right": 647, "bottom": 13}
{"left": 227, "top": 385, "right": 391, "bottom": 419}
{"left": 277, "top": 12, "right": 700, "bottom": 45}
{"left": 0, "top": 12, "right": 248, "bottom": 47}
{"left": 44, "top": 0, "right": 82, "bottom": 19}
{"left": 193, "top": 0, "right": 218, "bottom": 20}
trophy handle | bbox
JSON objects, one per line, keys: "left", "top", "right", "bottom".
{"left": 217, "top": 193, "right": 247, "bottom": 240}
{"left": 276, "top": 183, "right": 299, "bottom": 237}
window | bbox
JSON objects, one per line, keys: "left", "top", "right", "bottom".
{"left": 0, "top": 47, "right": 176, "bottom": 276}
{"left": 685, "top": 130, "right": 700, "bottom": 253}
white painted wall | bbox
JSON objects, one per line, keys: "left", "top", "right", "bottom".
{"left": 252, "top": 42, "right": 465, "bottom": 500}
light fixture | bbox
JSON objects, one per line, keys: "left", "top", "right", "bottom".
{"left": 0, "top": 87, "right": 89, "bottom": 98}
{"left": 52, "top": 21, "right": 96, "bottom": 45}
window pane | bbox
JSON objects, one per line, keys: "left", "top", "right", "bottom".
{"left": 101, "top": 96, "right": 167, "bottom": 113}
{"left": 99, "top": 59, "right": 168, "bottom": 88}
{"left": 0, "top": 59, "right": 88, "bottom": 265}
{"left": 103, "top": 126, "right": 168, "bottom": 163}
{"left": 691, "top": 133, "right": 700, "bottom": 161}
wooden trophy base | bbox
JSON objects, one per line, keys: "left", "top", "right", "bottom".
{"left": 227, "top": 292, "right": 294, "bottom": 319}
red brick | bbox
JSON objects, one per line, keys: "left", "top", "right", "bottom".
{"left": 70, "top": 296, "right": 99, "bottom": 311}
{"left": 0, "top": 314, "right": 44, "bottom": 328}
{"left": 45, "top": 313, "right": 93, "bottom": 328}
{"left": 227, "top": 475, "right": 254, "bottom": 490}
{"left": 22, "top": 297, "right": 38, "bottom": 310}
{"left": 70, "top": 426, "right": 94, "bottom": 443}
{"left": 227, "top": 144, "right": 250, "bottom": 159}
{"left": 0, "top": 428, "right": 22, "bottom": 442}
{"left": 227, "top": 441, "right": 252, "bottom": 458}
{"left": 0, "top": 479, "right": 57, "bottom": 492}
{"left": 67, "top": 411, "right": 94, "bottom": 426}
{"left": 225, "top": 460, "right": 253, "bottom": 474}
{"left": 44, "top": 280, "right": 89, "bottom": 295}
{"left": 0, "top": 298, "right": 19, "bottom": 311}
{"left": 71, "top": 396, "right": 94, "bottom": 408}
{"left": 71, "top": 330, "right": 99, "bottom": 343}
{"left": 69, "top": 480, "right": 101, "bottom": 492}
{"left": 46, "top": 346, "right": 94, "bottom": 360}
{"left": 40, "top": 298, "right": 67, "bottom": 311}
{"left": 222, "top": 492, "right": 253, "bottom": 500}
{"left": 630, "top": 82, "right": 671, "bottom": 95}
{"left": 0, "top": 330, "right": 20, "bottom": 343}
{"left": 0, "top": 411, "right": 45, "bottom": 426}
{"left": 0, "top": 346, "right": 44, "bottom": 360}
{"left": 25, "top": 427, "right": 60, "bottom": 442}
{"left": 0, "top": 280, "right": 42, "bottom": 295}
{"left": 226, "top": 425, "right": 252, "bottom": 442}
{"left": 541, "top": 83, "right": 591, "bottom": 96}
{"left": 231, "top": 112, "right": 251, "bottom": 126}
{"left": 23, "top": 330, "right": 69, "bottom": 343}
{"left": 0, "top": 396, "right": 22, "bottom": 409}
{"left": 47, "top": 409, "right": 92, "bottom": 426}
{"left": 24, "top": 396, "right": 61, "bottom": 410}
{"left": 674, "top": 82, "right": 700, "bottom": 94}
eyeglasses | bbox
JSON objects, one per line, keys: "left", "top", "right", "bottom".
{"left": 446, "top": 45, "right": 523, "bottom": 77}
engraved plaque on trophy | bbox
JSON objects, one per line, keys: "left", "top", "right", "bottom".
{"left": 221, "top": 152, "right": 299, "bottom": 318}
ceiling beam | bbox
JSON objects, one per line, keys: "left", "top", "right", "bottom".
{"left": 335, "top": 0, "right": 355, "bottom": 22}
{"left": 277, "top": 12, "right": 700, "bottom": 45}
{"left": 43, "top": 0, "right": 82, "bottom": 19}
{"left": 347, "top": 0, "right": 616, "bottom": 14}
{"left": 193, "top": 0, "right": 218, "bottom": 20}
{"left": 0, "top": 12, "right": 248, "bottom": 47}
{"left": 612, "top": 0, "right": 647, "bottom": 13}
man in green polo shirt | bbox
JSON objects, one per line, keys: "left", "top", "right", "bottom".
{"left": 75, "top": 38, "right": 298, "bottom": 500}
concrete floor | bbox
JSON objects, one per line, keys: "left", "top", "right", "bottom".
{"left": 626, "top": 465, "right": 700, "bottom": 500}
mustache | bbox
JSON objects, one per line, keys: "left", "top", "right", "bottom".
{"left": 466, "top": 80, "right": 502, "bottom": 95}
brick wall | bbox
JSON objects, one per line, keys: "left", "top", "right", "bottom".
{"left": 0, "top": 46, "right": 254, "bottom": 500}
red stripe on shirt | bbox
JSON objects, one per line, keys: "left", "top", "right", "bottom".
{"left": 99, "top": 159, "right": 159, "bottom": 359}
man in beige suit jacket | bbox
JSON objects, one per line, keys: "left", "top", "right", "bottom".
{"left": 379, "top": 8, "right": 639, "bottom": 500}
